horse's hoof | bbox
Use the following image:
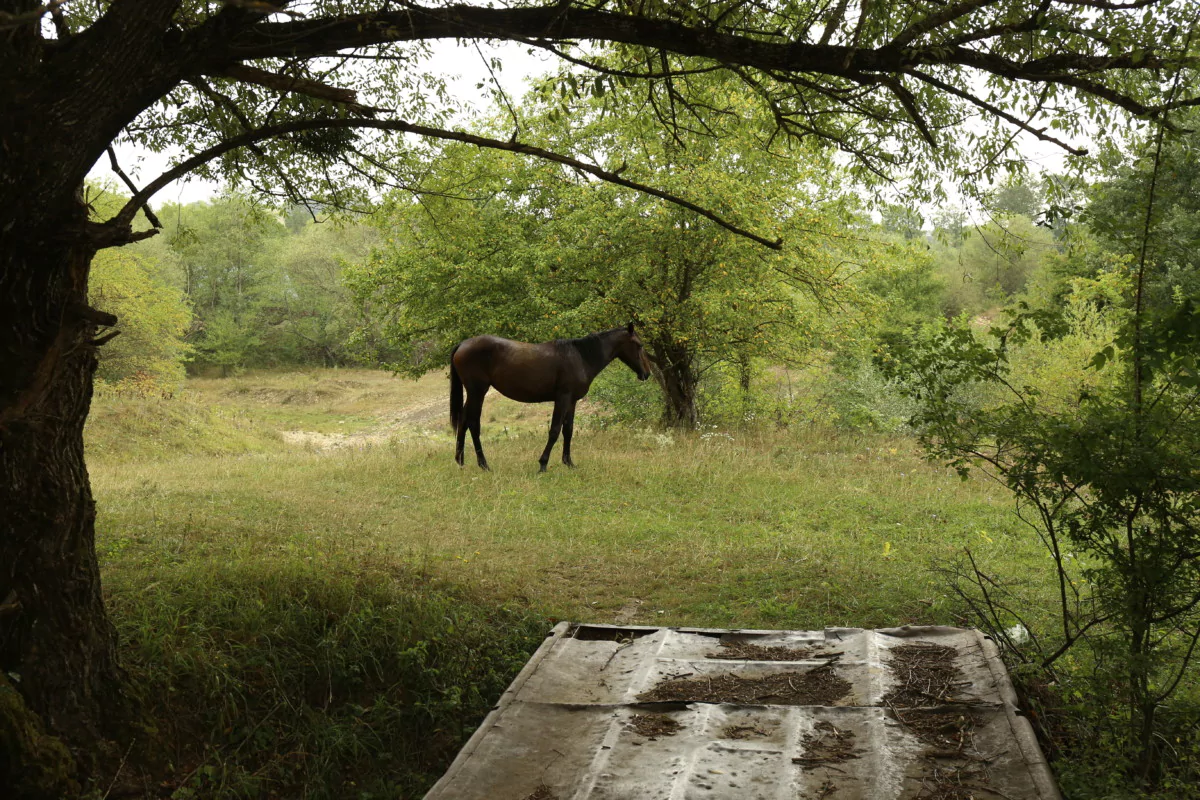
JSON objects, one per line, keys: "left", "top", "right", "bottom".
{"left": 538, "top": 464, "right": 548, "bottom": 473}
{"left": 479, "top": 463, "right": 491, "bottom": 472}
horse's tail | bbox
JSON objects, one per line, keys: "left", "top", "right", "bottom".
{"left": 449, "top": 343, "right": 463, "bottom": 432}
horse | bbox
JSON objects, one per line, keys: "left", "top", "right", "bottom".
{"left": 449, "top": 323, "right": 653, "bottom": 471}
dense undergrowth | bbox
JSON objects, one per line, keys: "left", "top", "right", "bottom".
{"left": 102, "top": 556, "right": 544, "bottom": 798}
{"left": 80, "top": 370, "right": 1200, "bottom": 798}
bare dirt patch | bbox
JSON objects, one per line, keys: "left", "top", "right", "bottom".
{"left": 638, "top": 663, "right": 851, "bottom": 706}
{"left": 792, "top": 720, "right": 861, "bottom": 768}
{"left": 611, "top": 598, "right": 644, "bottom": 625}
{"left": 522, "top": 785, "right": 557, "bottom": 800}
{"left": 279, "top": 430, "right": 396, "bottom": 450}
{"left": 627, "top": 713, "right": 682, "bottom": 738}
{"left": 707, "top": 640, "right": 836, "bottom": 662}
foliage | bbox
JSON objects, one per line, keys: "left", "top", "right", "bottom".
{"left": 83, "top": 183, "right": 194, "bottom": 391}
{"left": 257, "top": 220, "right": 378, "bottom": 366}
{"left": 892, "top": 233, "right": 1200, "bottom": 785}
{"left": 986, "top": 179, "right": 1042, "bottom": 219}
{"left": 106, "top": 557, "right": 544, "bottom": 798}
{"left": 151, "top": 195, "right": 377, "bottom": 372}
{"left": 1082, "top": 108, "right": 1200, "bottom": 315}
{"left": 354, "top": 72, "right": 869, "bottom": 425}
{"left": 81, "top": 0, "right": 1200, "bottom": 221}
{"left": 160, "top": 194, "right": 285, "bottom": 371}
{"left": 880, "top": 204, "right": 924, "bottom": 240}
{"left": 89, "top": 248, "right": 194, "bottom": 391}
{"left": 931, "top": 215, "right": 1059, "bottom": 317}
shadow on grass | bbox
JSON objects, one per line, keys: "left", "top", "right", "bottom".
{"left": 103, "top": 558, "right": 546, "bottom": 799}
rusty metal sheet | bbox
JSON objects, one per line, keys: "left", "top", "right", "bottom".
{"left": 424, "top": 623, "right": 1060, "bottom": 800}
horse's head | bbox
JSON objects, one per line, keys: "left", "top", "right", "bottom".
{"left": 616, "top": 322, "right": 652, "bottom": 381}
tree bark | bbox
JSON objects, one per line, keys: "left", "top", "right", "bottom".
{"left": 651, "top": 342, "right": 699, "bottom": 428}
{"left": 0, "top": 196, "right": 126, "bottom": 765}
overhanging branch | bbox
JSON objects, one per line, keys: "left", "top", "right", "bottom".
{"left": 208, "top": 64, "right": 384, "bottom": 116}
{"left": 907, "top": 68, "right": 1088, "bottom": 155}
{"left": 109, "top": 117, "right": 784, "bottom": 249}
{"left": 106, "top": 146, "right": 163, "bottom": 228}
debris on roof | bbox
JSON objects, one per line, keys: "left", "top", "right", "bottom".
{"left": 424, "top": 623, "right": 1061, "bottom": 800}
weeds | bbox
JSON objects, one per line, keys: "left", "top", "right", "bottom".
{"left": 85, "top": 369, "right": 1061, "bottom": 798}
{"left": 104, "top": 557, "right": 544, "bottom": 798}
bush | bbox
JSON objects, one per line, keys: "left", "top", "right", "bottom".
{"left": 89, "top": 248, "right": 193, "bottom": 389}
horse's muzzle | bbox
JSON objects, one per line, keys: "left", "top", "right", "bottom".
{"left": 638, "top": 371, "right": 650, "bottom": 381}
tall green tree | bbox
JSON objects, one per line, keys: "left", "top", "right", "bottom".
{"left": 160, "top": 194, "right": 286, "bottom": 367}
{"left": 88, "top": 249, "right": 193, "bottom": 388}
{"left": 81, "top": 184, "right": 194, "bottom": 389}
{"left": 1083, "top": 108, "right": 1200, "bottom": 314}
{"left": 1, "top": 0, "right": 1197, "bottom": 775}
{"left": 358, "top": 77, "right": 860, "bottom": 425}
{"left": 258, "top": 219, "right": 378, "bottom": 366}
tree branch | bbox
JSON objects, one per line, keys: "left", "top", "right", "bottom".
{"left": 208, "top": 64, "right": 384, "bottom": 116}
{"left": 906, "top": 68, "right": 1088, "bottom": 155}
{"left": 891, "top": 0, "right": 1000, "bottom": 49}
{"left": 105, "top": 146, "right": 163, "bottom": 228}
{"left": 109, "top": 116, "right": 783, "bottom": 249}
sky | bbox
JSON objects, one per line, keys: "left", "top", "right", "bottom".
{"left": 89, "top": 41, "right": 1081, "bottom": 219}
{"left": 89, "top": 40, "right": 555, "bottom": 206}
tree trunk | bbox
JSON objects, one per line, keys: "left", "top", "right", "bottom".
{"left": 651, "top": 343, "right": 699, "bottom": 428}
{"left": 0, "top": 196, "right": 126, "bottom": 772}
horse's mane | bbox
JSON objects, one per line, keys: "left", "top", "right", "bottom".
{"left": 557, "top": 328, "right": 624, "bottom": 371}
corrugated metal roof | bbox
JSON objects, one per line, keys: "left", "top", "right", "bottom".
{"left": 425, "top": 623, "right": 1060, "bottom": 800}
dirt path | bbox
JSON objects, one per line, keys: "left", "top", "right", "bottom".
{"left": 279, "top": 387, "right": 448, "bottom": 451}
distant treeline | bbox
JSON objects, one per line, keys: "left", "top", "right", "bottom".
{"left": 89, "top": 189, "right": 378, "bottom": 387}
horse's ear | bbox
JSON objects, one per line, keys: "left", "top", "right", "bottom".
{"left": 627, "top": 321, "right": 636, "bottom": 334}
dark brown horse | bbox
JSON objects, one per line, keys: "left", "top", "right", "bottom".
{"left": 450, "top": 323, "right": 652, "bottom": 471}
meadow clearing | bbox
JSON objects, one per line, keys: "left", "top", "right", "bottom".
{"left": 87, "top": 369, "right": 1058, "bottom": 797}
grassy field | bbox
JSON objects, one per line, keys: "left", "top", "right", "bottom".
{"left": 92, "top": 369, "right": 1044, "bottom": 631}
{"left": 86, "top": 369, "right": 1060, "bottom": 797}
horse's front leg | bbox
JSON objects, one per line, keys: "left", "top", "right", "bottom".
{"left": 538, "top": 396, "right": 569, "bottom": 472}
{"left": 562, "top": 402, "right": 577, "bottom": 467}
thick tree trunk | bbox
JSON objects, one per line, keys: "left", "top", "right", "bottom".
{"left": 651, "top": 343, "right": 699, "bottom": 428}
{"left": 0, "top": 196, "right": 126, "bottom": 769}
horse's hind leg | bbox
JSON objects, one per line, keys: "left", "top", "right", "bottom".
{"left": 561, "top": 402, "right": 577, "bottom": 467}
{"left": 538, "top": 396, "right": 569, "bottom": 472}
{"left": 465, "top": 387, "right": 489, "bottom": 470}
{"left": 455, "top": 414, "right": 468, "bottom": 467}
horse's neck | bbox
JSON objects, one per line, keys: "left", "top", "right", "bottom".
{"left": 577, "top": 332, "right": 620, "bottom": 381}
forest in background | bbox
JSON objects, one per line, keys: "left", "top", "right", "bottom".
{"left": 85, "top": 101, "right": 1200, "bottom": 795}
{"left": 92, "top": 162, "right": 1118, "bottom": 433}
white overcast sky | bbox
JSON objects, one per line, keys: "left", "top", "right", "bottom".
{"left": 89, "top": 40, "right": 554, "bottom": 205}
{"left": 90, "top": 41, "right": 1079, "bottom": 216}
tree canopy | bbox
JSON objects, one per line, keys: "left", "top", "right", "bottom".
{"left": 3, "top": 0, "right": 1200, "bottom": 784}
{"left": 357, "top": 68, "right": 874, "bottom": 424}
{"left": 9, "top": 0, "right": 1199, "bottom": 251}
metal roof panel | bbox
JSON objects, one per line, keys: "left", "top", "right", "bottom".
{"left": 425, "top": 623, "right": 1060, "bottom": 800}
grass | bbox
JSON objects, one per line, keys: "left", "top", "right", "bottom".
{"left": 93, "top": 427, "right": 1042, "bottom": 633}
{"left": 105, "top": 555, "right": 543, "bottom": 799}
{"left": 86, "top": 368, "right": 1062, "bottom": 798}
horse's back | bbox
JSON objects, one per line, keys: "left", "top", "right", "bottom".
{"left": 453, "top": 335, "right": 565, "bottom": 402}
